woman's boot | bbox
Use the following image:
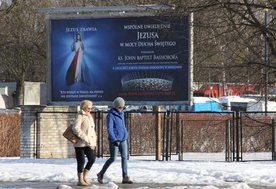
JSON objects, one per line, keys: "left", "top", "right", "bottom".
{"left": 77, "top": 173, "right": 88, "bottom": 186}
{"left": 83, "top": 169, "right": 91, "bottom": 185}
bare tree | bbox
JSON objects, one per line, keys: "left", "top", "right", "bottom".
{"left": 0, "top": 0, "right": 47, "bottom": 105}
{"left": 185, "top": 1, "right": 276, "bottom": 93}
{"left": 0, "top": 0, "right": 275, "bottom": 106}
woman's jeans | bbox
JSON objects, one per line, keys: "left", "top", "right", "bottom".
{"left": 99, "top": 140, "right": 128, "bottom": 177}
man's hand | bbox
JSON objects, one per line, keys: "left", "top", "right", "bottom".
{"left": 113, "top": 141, "right": 119, "bottom": 147}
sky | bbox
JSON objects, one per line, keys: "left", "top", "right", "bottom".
{"left": 1, "top": 155, "right": 276, "bottom": 189}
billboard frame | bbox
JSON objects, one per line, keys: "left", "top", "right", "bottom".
{"left": 46, "top": 12, "right": 193, "bottom": 106}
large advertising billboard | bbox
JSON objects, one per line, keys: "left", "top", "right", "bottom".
{"left": 48, "top": 14, "right": 191, "bottom": 105}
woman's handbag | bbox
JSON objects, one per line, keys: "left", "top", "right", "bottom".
{"left": 63, "top": 115, "right": 84, "bottom": 144}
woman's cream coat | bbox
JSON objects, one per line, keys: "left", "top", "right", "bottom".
{"left": 72, "top": 110, "right": 97, "bottom": 147}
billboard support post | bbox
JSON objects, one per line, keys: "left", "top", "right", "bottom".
{"left": 154, "top": 106, "right": 161, "bottom": 160}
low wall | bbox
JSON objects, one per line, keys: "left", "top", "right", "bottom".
{"left": 20, "top": 105, "right": 78, "bottom": 158}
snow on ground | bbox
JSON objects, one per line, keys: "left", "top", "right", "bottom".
{"left": 0, "top": 155, "right": 276, "bottom": 189}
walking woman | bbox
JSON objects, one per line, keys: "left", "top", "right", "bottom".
{"left": 72, "top": 100, "right": 97, "bottom": 186}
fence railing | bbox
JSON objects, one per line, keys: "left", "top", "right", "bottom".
{"left": 34, "top": 110, "right": 276, "bottom": 161}
{"left": 238, "top": 111, "right": 276, "bottom": 161}
{"left": 100, "top": 110, "right": 276, "bottom": 161}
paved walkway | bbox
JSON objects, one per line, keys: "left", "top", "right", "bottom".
{"left": 0, "top": 182, "right": 190, "bottom": 189}
{"left": 0, "top": 182, "right": 273, "bottom": 189}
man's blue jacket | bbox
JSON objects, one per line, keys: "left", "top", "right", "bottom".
{"left": 106, "top": 108, "right": 128, "bottom": 142}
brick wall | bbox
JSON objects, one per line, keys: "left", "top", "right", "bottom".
{"left": 20, "top": 105, "right": 78, "bottom": 158}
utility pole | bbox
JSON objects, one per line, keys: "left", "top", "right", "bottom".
{"left": 264, "top": 2, "right": 269, "bottom": 114}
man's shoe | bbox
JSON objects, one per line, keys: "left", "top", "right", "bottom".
{"left": 97, "top": 173, "right": 103, "bottom": 184}
{"left": 122, "top": 176, "right": 133, "bottom": 184}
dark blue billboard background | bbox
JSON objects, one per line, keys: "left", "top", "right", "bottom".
{"left": 50, "top": 15, "right": 190, "bottom": 105}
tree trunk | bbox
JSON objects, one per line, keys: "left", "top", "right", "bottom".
{"left": 15, "top": 80, "right": 24, "bottom": 107}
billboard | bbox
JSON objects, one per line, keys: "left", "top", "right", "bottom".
{"left": 48, "top": 14, "right": 191, "bottom": 105}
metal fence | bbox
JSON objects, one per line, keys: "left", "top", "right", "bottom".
{"left": 92, "top": 110, "right": 276, "bottom": 162}
{"left": 32, "top": 110, "right": 276, "bottom": 161}
{"left": 238, "top": 111, "right": 276, "bottom": 161}
{"left": 171, "top": 112, "right": 234, "bottom": 162}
